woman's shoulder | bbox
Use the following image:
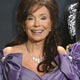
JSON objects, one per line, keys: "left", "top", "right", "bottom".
{"left": 3, "top": 44, "right": 25, "bottom": 56}
{"left": 3, "top": 46, "right": 16, "bottom": 56}
{"left": 57, "top": 46, "right": 67, "bottom": 55}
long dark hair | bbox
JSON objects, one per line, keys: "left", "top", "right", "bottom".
{"left": 6, "top": 0, "right": 60, "bottom": 72}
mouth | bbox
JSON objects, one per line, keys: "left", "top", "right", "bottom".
{"left": 31, "top": 30, "right": 44, "bottom": 34}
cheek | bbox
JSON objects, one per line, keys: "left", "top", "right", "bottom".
{"left": 24, "top": 22, "right": 33, "bottom": 30}
{"left": 43, "top": 21, "right": 51, "bottom": 31}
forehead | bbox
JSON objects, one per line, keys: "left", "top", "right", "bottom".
{"left": 29, "top": 5, "right": 50, "bottom": 15}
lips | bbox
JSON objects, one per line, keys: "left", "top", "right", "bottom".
{"left": 31, "top": 30, "right": 44, "bottom": 34}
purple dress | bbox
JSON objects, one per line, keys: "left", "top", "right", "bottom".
{"left": 0, "top": 42, "right": 80, "bottom": 80}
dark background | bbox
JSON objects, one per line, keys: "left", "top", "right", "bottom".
{"left": 0, "top": 0, "right": 76, "bottom": 49}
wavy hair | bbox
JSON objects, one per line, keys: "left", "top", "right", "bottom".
{"left": 6, "top": 0, "right": 60, "bottom": 72}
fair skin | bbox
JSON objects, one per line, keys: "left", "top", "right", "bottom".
{"left": 24, "top": 6, "right": 51, "bottom": 42}
{"left": 3, "top": 6, "right": 66, "bottom": 77}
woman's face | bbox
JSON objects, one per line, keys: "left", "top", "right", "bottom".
{"left": 24, "top": 6, "right": 51, "bottom": 42}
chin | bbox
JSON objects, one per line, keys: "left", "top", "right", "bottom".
{"left": 30, "top": 38, "right": 45, "bottom": 43}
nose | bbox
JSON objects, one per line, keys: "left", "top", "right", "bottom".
{"left": 34, "top": 19, "right": 40, "bottom": 27}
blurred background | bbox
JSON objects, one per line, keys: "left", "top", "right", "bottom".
{"left": 0, "top": 0, "right": 76, "bottom": 49}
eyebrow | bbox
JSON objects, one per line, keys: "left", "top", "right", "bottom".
{"left": 28, "top": 13, "right": 48, "bottom": 17}
{"left": 39, "top": 14, "right": 48, "bottom": 16}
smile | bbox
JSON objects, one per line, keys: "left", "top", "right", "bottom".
{"left": 31, "top": 30, "right": 44, "bottom": 34}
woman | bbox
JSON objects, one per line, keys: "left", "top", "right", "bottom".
{"left": 0, "top": 0, "right": 80, "bottom": 80}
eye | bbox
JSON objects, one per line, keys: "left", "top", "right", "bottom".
{"left": 27, "top": 16, "right": 34, "bottom": 20}
{"left": 40, "top": 16, "right": 47, "bottom": 20}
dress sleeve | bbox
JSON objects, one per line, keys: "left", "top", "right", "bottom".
{"left": 59, "top": 42, "right": 80, "bottom": 80}
{"left": 0, "top": 49, "right": 22, "bottom": 80}
{"left": 0, "top": 50, "right": 4, "bottom": 80}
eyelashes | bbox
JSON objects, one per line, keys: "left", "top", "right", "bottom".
{"left": 27, "top": 15, "right": 47, "bottom": 21}
{"left": 27, "top": 17, "right": 34, "bottom": 20}
{"left": 40, "top": 16, "right": 47, "bottom": 20}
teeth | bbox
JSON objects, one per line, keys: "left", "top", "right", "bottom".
{"left": 31, "top": 30, "right": 43, "bottom": 33}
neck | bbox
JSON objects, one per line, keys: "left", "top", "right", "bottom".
{"left": 27, "top": 40, "right": 44, "bottom": 49}
{"left": 26, "top": 41, "right": 44, "bottom": 57}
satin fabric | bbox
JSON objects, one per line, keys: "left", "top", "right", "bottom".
{"left": 0, "top": 42, "right": 80, "bottom": 80}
